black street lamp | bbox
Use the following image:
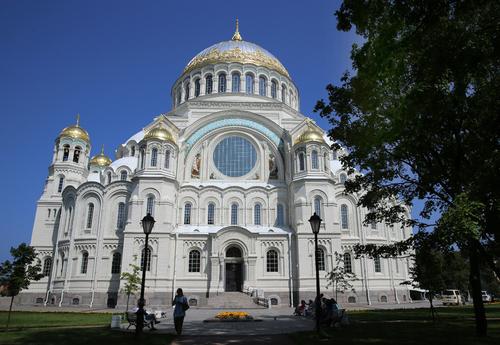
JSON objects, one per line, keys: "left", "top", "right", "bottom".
{"left": 136, "top": 213, "right": 155, "bottom": 335}
{"left": 309, "top": 212, "right": 322, "bottom": 334}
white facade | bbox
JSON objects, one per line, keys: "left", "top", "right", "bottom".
{"left": 25, "top": 29, "right": 412, "bottom": 308}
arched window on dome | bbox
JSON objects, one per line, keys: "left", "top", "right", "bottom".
{"left": 324, "top": 153, "right": 329, "bottom": 171}
{"left": 205, "top": 75, "right": 213, "bottom": 94}
{"left": 231, "top": 203, "right": 238, "bottom": 225}
{"left": 151, "top": 148, "right": 158, "bottom": 167}
{"left": 259, "top": 76, "right": 267, "bottom": 96}
{"left": 184, "top": 202, "right": 192, "bottom": 225}
{"left": 281, "top": 84, "right": 287, "bottom": 103}
{"left": 184, "top": 83, "right": 190, "bottom": 101}
{"left": 164, "top": 150, "right": 170, "bottom": 169}
{"left": 86, "top": 203, "right": 94, "bottom": 229}
{"left": 271, "top": 80, "right": 277, "bottom": 99}
{"left": 130, "top": 146, "right": 135, "bottom": 157}
{"left": 311, "top": 150, "right": 319, "bottom": 169}
{"left": 62, "top": 145, "right": 70, "bottom": 161}
{"left": 207, "top": 203, "right": 215, "bottom": 225}
{"left": 194, "top": 78, "right": 201, "bottom": 97}
{"left": 146, "top": 196, "right": 155, "bottom": 216}
{"left": 120, "top": 170, "right": 127, "bottom": 181}
{"left": 218, "top": 73, "right": 227, "bottom": 93}
{"left": 290, "top": 90, "right": 295, "bottom": 107}
{"left": 140, "top": 147, "right": 145, "bottom": 169}
{"left": 254, "top": 203, "right": 261, "bottom": 225}
{"left": 107, "top": 172, "right": 112, "bottom": 184}
{"left": 245, "top": 74, "right": 254, "bottom": 94}
{"left": 298, "top": 152, "right": 305, "bottom": 171}
{"left": 231, "top": 73, "right": 240, "bottom": 92}
{"left": 73, "top": 146, "right": 81, "bottom": 163}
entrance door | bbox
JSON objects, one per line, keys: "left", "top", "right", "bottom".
{"left": 225, "top": 262, "right": 242, "bottom": 291}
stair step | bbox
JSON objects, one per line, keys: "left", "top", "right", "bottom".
{"left": 206, "top": 292, "right": 266, "bottom": 309}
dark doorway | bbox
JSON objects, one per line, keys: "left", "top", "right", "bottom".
{"left": 225, "top": 262, "right": 242, "bottom": 291}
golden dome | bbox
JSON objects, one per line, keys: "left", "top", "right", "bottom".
{"left": 294, "top": 123, "right": 326, "bottom": 146}
{"left": 144, "top": 125, "right": 175, "bottom": 143}
{"left": 58, "top": 114, "right": 90, "bottom": 143}
{"left": 90, "top": 145, "right": 112, "bottom": 167}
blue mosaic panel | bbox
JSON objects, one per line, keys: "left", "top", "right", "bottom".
{"left": 213, "top": 136, "right": 257, "bottom": 177}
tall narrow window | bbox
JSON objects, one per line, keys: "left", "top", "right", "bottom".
{"left": 141, "top": 247, "right": 151, "bottom": 272}
{"left": 371, "top": 220, "right": 377, "bottom": 230}
{"left": 317, "top": 248, "right": 326, "bottom": 271}
{"left": 62, "top": 145, "right": 70, "bottom": 161}
{"left": 117, "top": 202, "right": 126, "bottom": 229}
{"left": 314, "top": 197, "right": 322, "bottom": 217}
{"left": 120, "top": 171, "right": 127, "bottom": 181}
{"left": 140, "top": 148, "right": 145, "bottom": 169}
{"left": 259, "top": 76, "right": 267, "bottom": 96}
{"left": 176, "top": 89, "right": 181, "bottom": 106}
{"left": 266, "top": 250, "right": 279, "bottom": 272}
{"left": 184, "top": 83, "right": 190, "bottom": 101}
{"left": 164, "top": 150, "right": 170, "bottom": 169}
{"left": 80, "top": 251, "right": 88, "bottom": 274}
{"left": 271, "top": 80, "right": 277, "bottom": 98}
{"left": 57, "top": 176, "right": 64, "bottom": 193}
{"left": 194, "top": 79, "right": 201, "bottom": 97}
{"left": 340, "top": 173, "right": 347, "bottom": 184}
{"left": 86, "top": 203, "right": 94, "bottom": 229}
{"left": 276, "top": 204, "right": 284, "bottom": 226}
{"left": 324, "top": 153, "right": 328, "bottom": 170}
{"left": 245, "top": 74, "right": 254, "bottom": 94}
{"left": 298, "top": 152, "right": 305, "bottom": 171}
{"left": 311, "top": 150, "right": 319, "bottom": 169}
{"left": 231, "top": 73, "right": 240, "bottom": 92}
{"left": 254, "top": 203, "right": 261, "bottom": 225}
{"left": 281, "top": 85, "right": 287, "bottom": 102}
{"left": 205, "top": 75, "right": 213, "bottom": 94}
{"left": 151, "top": 148, "right": 158, "bottom": 167}
{"left": 111, "top": 252, "right": 121, "bottom": 274}
{"left": 146, "top": 196, "right": 155, "bottom": 216}
{"left": 188, "top": 250, "right": 201, "bottom": 272}
{"left": 344, "top": 253, "right": 352, "bottom": 273}
{"left": 230, "top": 203, "right": 238, "bottom": 225}
{"left": 107, "top": 172, "right": 112, "bottom": 184}
{"left": 340, "top": 204, "right": 349, "bottom": 229}
{"left": 218, "top": 74, "right": 226, "bottom": 93}
{"left": 207, "top": 203, "right": 215, "bottom": 225}
{"left": 374, "top": 256, "right": 381, "bottom": 273}
{"left": 73, "top": 146, "right": 81, "bottom": 163}
{"left": 60, "top": 253, "right": 65, "bottom": 275}
{"left": 184, "top": 202, "right": 192, "bottom": 225}
{"left": 42, "top": 257, "right": 52, "bottom": 277}
{"left": 48, "top": 209, "right": 51, "bottom": 218}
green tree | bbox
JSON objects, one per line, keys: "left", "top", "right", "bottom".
{"left": 0, "top": 243, "right": 43, "bottom": 329}
{"left": 120, "top": 255, "right": 141, "bottom": 312}
{"left": 325, "top": 252, "right": 357, "bottom": 301}
{"left": 315, "top": 0, "right": 500, "bottom": 336}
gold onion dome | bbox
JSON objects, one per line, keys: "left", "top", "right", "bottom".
{"left": 144, "top": 125, "right": 175, "bottom": 143}
{"left": 58, "top": 114, "right": 90, "bottom": 143}
{"left": 295, "top": 122, "right": 326, "bottom": 145}
{"left": 90, "top": 146, "right": 112, "bottom": 167}
{"left": 183, "top": 19, "right": 290, "bottom": 78}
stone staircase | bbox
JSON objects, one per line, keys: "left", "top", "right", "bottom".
{"left": 206, "top": 292, "right": 266, "bottom": 309}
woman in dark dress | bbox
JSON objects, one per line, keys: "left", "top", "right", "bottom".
{"left": 172, "top": 288, "right": 188, "bottom": 335}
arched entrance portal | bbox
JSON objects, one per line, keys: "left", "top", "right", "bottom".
{"left": 225, "top": 246, "right": 243, "bottom": 292}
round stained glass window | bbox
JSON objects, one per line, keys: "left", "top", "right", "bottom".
{"left": 213, "top": 136, "right": 257, "bottom": 177}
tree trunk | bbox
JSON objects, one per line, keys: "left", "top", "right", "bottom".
{"left": 469, "top": 240, "right": 487, "bottom": 336}
{"left": 6, "top": 295, "right": 14, "bottom": 330}
{"left": 126, "top": 293, "right": 130, "bottom": 312}
{"left": 429, "top": 294, "right": 435, "bottom": 322}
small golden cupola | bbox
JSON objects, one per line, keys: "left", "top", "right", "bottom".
{"left": 144, "top": 124, "right": 176, "bottom": 144}
{"left": 90, "top": 145, "right": 112, "bottom": 167}
{"left": 294, "top": 120, "right": 326, "bottom": 146}
{"left": 58, "top": 114, "right": 90, "bottom": 143}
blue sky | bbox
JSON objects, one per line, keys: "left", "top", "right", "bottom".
{"left": 0, "top": 0, "right": 365, "bottom": 261}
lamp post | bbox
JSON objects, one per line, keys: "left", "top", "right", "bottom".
{"left": 136, "top": 213, "right": 155, "bottom": 336}
{"left": 309, "top": 212, "right": 322, "bottom": 334}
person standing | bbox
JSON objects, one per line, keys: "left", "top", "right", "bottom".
{"left": 173, "top": 288, "right": 189, "bottom": 335}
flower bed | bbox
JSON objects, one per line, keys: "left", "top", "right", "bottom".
{"left": 204, "top": 311, "right": 261, "bottom": 323}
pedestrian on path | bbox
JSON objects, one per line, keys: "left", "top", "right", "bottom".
{"left": 173, "top": 288, "right": 189, "bottom": 335}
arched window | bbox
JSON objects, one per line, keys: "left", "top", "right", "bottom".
{"left": 57, "top": 176, "right": 64, "bottom": 193}
{"left": 62, "top": 145, "right": 70, "bottom": 161}
{"left": 266, "top": 249, "right": 279, "bottom": 272}
{"left": 341, "top": 204, "right": 349, "bottom": 229}
{"left": 218, "top": 73, "right": 226, "bottom": 93}
{"left": 231, "top": 73, "right": 240, "bottom": 92}
{"left": 317, "top": 248, "right": 326, "bottom": 271}
{"left": 311, "top": 150, "right": 319, "bottom": 169}
{"left": 254, "top": 203, "right": 261, "bottom": 225}
{"left": 86, "top": 203, "right": 94, "bottom": 229}
{"left": 140, "top": 148, "right": 145, "bottom": 169}
{"left": 314, "top": 197, "right": 322, "bottom": 217}
{"left": 131, "top": 146, "right": 135, "bottom": 157}
{"left": 176, "top": 88, "right": 182, "bottom": 106}
{"left": 344, "top": 253, "right": 352, "bottom": 273}
{"left": 80, "top": 251, "right": 88, "bottom": 274}
{"left": 117, "top": 202, "right": 126, "bottom": 229}
{"left": 194, "top": 78, "right": 201, "bottom": 97}
{"left": 340, "top": 173, "right": 347, "bottom": 184}
{"left": 164, "top": 150, "right": 170, "bottom": 169}
{"left": 245, "top": 74, "right": 254, "bottom": 94}
{"left": 298, "top": 152, "right": 305, "bottom": 171}
{"left": 230, "top": 203, "right": 238, "bottom": 225}
{"left": 259, "top": 76, "right": 267, "bottom": 96}
{"left": 48, "top": 209, "right": 51, "bottom": 218}
{"left": 111, "top": 252, "right": 121, "bottom": 274}
{"left": 107, "top": 172, "right": 112, "bottom": 184}
{"left": 146, "top": 196, "right": 155, "bottom": 216}
{"left": 374, "top": 256, "right": 381, "bottom": 273}
{"left": 276, "top": 204, "right": 284, "bottom": 225}
{"left": 207, "top": 203, "right": 215, "bottom": 225}
{"left": 184, "top": 202, "right": 192, "bottom": 225}
{"left": 271, "top": 80, "right": 277, "bottom": 98}
{"left": 60, "top": 252, "right": 65, "bottom": 275}
{"left": 184, "top": 83, "right": 190, "bottom": 101}
{"left": 188, "top": 250, "right": 201, "bottom": 272}
{"left": 73, "top": 146, "right": 81, "bottom": 163}
{"left": 151, "top": 148, "right": 158, "bottom": 167}
{"left": 42, "top": 257, "right": 52, "bottom": 277}
{"left": 141, "top": 247, "right": 151, "bottom": 272}
{"left": 120, "top": 171, "right": 127, "bottom": 181}
{"left": 205, "top": 75, "right": 213, "bottom": 94}
{"left": 281, "top": 85, "right": 287, "bottom": 102}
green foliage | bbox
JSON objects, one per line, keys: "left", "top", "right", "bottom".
{"left": 120, "top": 255, "right": 141, "bottom": 310}
{"left": 325, "top": 252, "right": 357, "bottom": 300}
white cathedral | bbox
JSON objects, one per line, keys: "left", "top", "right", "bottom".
{"left": 25, "top": 24, "right": 413, "bottom": 308}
